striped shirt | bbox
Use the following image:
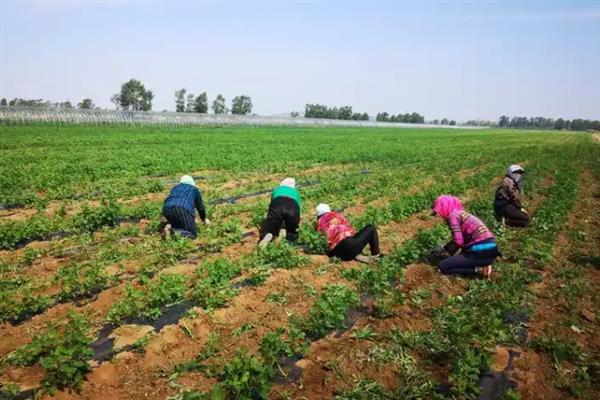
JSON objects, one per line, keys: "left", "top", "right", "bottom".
{"left": 448, "top": 210, "right": 495, "bottom": 248}
{"left": 163, "top": 183, "right": 206, "bottom": 220}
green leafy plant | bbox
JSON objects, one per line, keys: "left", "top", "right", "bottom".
{"left": 55, "top": 262, "right": 113, "bottom": 301}
{"left": 107, "top": 273, "right": 189, "bottom": 323}
{"left": 296, "top": 284, "right": 360, "bottom": 339}
{"left": 214, "top": 349, "right": 273, "bottom": 400}
{"left": 250, "top": 241, "right": 308, "bottom": 270}
{"left": 8, "top": 312, "right": 93, "bottom": 395}
{"left": 193, "top": 258, "right": 242, "bottom": 310}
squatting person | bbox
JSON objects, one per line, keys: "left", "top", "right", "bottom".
{"left": 315, "top": 203, "right": 381, "bottom": 264}
{"left": 258, "top": 178, "right": 301, "bottom": 247}
{"left": 432, "top": 195, "right": 500, "bottom": 278}
{"left": 162, "top": 175, "right": 209, "bottom": 239}
{"left": 494, "top": 164, "right": 530, "bottom": 227}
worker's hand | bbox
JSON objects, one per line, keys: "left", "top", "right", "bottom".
{"left": 204, "top": 218, "right": 211, "bottom": 225}
{"left": 521, "top": 208, "right": 527, "bottom": 213}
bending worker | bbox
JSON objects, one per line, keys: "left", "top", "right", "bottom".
{"left": 494, "top": 164, "right": 530, "bottom": 227}
{"left": 432, "top": 195, "right": 500, "bottom": 278}
{"left": 258, "top": 178, "right": 301, "bottom": 248}
{"left": 162, "top": 175, "right": 209, "bottom": 239}
{"left": 316, "top": 203, "right": 381, "bottom": 264}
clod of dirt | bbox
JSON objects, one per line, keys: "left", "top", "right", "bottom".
{"left": 110, "top": 324, "right": 154, "bottom": 350}
{"left": 580, "top": 308, "right": 596, "bottom": 322}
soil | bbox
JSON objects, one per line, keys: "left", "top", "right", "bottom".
{"left": 511, "top": 169, "right": 600, "bottom": 400}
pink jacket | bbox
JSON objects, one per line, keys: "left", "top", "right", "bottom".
{"left": 317, "top": 211, "right": 356, "bottom": 250}
{"left": 433, "top": 195, "right": 495, "bottom": 248}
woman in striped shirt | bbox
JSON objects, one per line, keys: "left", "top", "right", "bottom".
{"left": 432, "top": 195, "right": 500, "bottom": 278}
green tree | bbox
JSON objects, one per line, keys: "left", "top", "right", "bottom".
{"left": 554, "top": 118, "right": 565, "bottom": 130}
{"left": 498, "top": 115, "right": 510, "bottom": 127}
{"left": 186, "top": 93, "right": 195, "bottom": 113}
{"left": 174, "top": 88, "right": 186, "bottom": 112}
{"left": 113, "top": 79, "right": 153, "bottom": 111}
{"left": 0, "top": 98, "right": 7, "bottom": 106}
{"left": 212, "top": 94, "right": 227, "bottom": 114}
{"left": 231, "top": 95, "right": 253, "bottom": 115}
{"left": 77, "top": 98, "right": 94, "bottom": 109}
{"left": 194, "top": 92, "right": 208, "bottom": 113}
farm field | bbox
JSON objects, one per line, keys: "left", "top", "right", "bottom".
{"left": 0, "top": 125, "right": 598, "bottom": 400}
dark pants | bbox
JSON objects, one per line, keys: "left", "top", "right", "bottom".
{"left": 163, "top": 206, "right": 197, "bottom": 238}
{"left": 495, "top": 202, "right": 530, "bottom": 227}
{"left": 259, "top": 197, "right": 300, "bottom": 243}
{"left": 330, "top": 225, "right": 380, "bottom": 261}
{"left": 439, "top": 247, "right": 499, "bottom": 276}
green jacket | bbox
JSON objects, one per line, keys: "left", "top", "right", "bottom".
{"left": 272, "top": 186, "right": 301, "bottom": 210}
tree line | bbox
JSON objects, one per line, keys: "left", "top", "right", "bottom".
{"left": 304, "top": 104, "right": 369, "bottom": 121}
{"left": 0, "top": 98, "right": 96, "bottom": 109}
{"left": 498, "top": 115, "right": 600, "bottom": 131}
{"left": 376, "top": 112, "right": 426, "bottom": 124}
{"left": 174, "top": 89, "right": 252, "bottom": 115}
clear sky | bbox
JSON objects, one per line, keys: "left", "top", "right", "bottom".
{"left": 1, "top": 0, "right": 599, "bottom": 121}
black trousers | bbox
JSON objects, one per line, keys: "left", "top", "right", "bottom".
{"left": 163, "top": 206, "right": 197, "bottom": 238}
{"left": 259, "top": 197, "right": 300, "bottom": 243}
{"left": 439, "top": 253, "right": 498, "bottom": 276}
{"left": 330, "top": 225, "right": 380, "bottom": 261}
{"left": 495, "top": 202, "right": 530, "bottom": 227}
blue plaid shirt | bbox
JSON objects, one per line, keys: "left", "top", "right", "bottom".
{"left": 163, "top": 183, "right": 206, "bottom": 220}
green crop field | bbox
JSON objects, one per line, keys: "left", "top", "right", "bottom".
{"left": 0, "top": 125, "right": 598, "bottom": 400}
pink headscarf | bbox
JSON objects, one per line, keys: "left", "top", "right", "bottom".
{"left": 432, "top": 195, "right": 464, "bottom": 219}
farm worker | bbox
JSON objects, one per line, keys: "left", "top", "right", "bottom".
{"left": 315, "top": 203, "right": 381, "bottom": 264}
{"left": 258, "top": 178, "right": 301, "bottom": 248}
{"left": 162, "top": 175, "right": 209, "bottom": 239}
{"left": 432, "top": 195, "right": 500, "bottom": 278}
{"left": 494, "top": 164, "right": 530, "bottom": 227}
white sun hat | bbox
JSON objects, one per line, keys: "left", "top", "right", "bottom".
{"left": 316, "top": 203, "right": 331, "bottom": 217}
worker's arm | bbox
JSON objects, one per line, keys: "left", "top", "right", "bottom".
{"left": 504, "top": 178, "right": 522, "bottom": 208}
{"left": 195, "top": 189, "right": 207, "bottom": 221}
{"left": 448, "top": 213, "right": 465, "bottom": 248}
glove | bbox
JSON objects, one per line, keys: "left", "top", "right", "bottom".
{"left": 444, "top": 241, "right": 460, "bottom": 256}
{"left": 204, "top": 218, "right": 211, "bottom": 225}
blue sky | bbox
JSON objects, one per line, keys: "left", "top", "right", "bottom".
{"left": 1, "top": 0, "right": 599, "bottom": 121}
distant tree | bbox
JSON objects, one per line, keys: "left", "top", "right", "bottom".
{"left": 441, "top": 118, "right": 449, "bottom": 125}
{"left": 8, "top": 98, "right": 47, "bottom": 107}
{"left": 231, "top": 95, "right": 252, "bottom": 115}
{"left": 408, "top": 112, "right": 424, "bottom": 123}
{"left": 193, "top": 92, "right": 208, "bottom": 113}
{"left": 498, "top": 115, "right": 510, "bottom": 127}
{"left": 338, "top": 106, "right": 353, "bottom": 120}
{"left": 110, "top": 94, "right": 121, "bottom": 110}
{"left": 175, "top": 88, "right": 186, "bottom": 112}
{"left": 113, "top": 79, "right": 153, "bottom": 111}
{"left": 449, "top": 120, "right": 456, "bottom": 126}
{"left": 58, "top": 101, "right": 73, "bottom": 109}
{"left": 376, "top": 112, "right": 389, "bottom": 122}
{"left": 175, "top": 88, "right": 187, "bottom": 112}
{"left": 212, "top": 94, "right": 227, "bottom": 114}
{"left": 290, "top": 111, "right": 300, "bottom": 118}
{"left": 186, "top": 93, "right": 195, "bottom": 113}
{"left": 361, "top": 113, "right": 369, "bottom": 121}
{"left": 432, "top": 119, "right": 440, "bottom": 125}
{"left": 554, "top": 118, "right": 565, "bottom": 130}
{"left": 77, "top": 98, "right": 94, "bottom": 109}
{"left": 0, "top": 98, "right": 6, "bottom": 106}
